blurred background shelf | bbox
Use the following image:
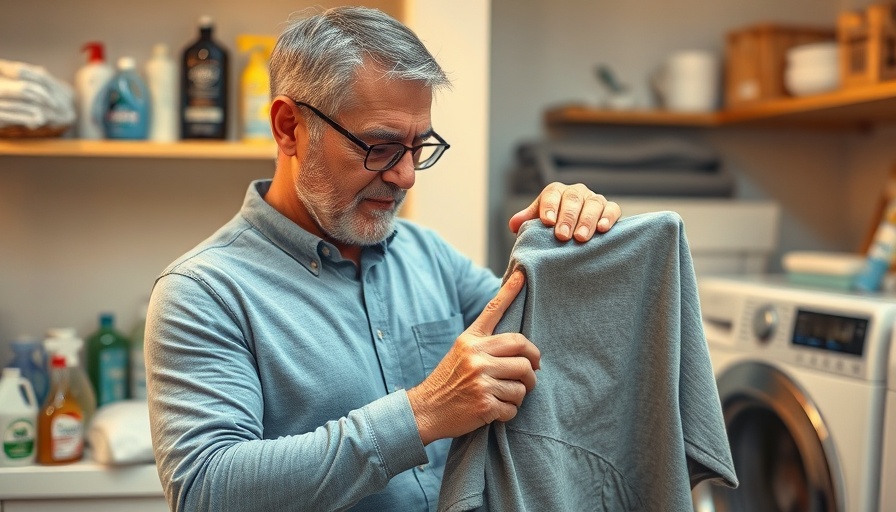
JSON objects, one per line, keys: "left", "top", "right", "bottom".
{"left": 546, "top": 80, "right": 896, "bottom": 130}
{"left": 0, "top": 139, "right": 278, "bottom": 159}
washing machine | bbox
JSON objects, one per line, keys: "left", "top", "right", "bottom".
{"left": 691, "top": 275, "right": 895, "bottom": 512}
{"left": 881, "top": 331, "right": 896, "bottom": 510}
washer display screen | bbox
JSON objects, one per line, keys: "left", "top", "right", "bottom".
{"left": 791, "top": 309, "right": 868, "bottom": 356}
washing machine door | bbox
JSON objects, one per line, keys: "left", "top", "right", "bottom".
{"left": 693, "top": 362, "right": 843, "bottom": 512}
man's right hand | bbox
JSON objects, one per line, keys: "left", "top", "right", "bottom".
{"left": 406, "top": 270, "right": 541, "bottom": 445}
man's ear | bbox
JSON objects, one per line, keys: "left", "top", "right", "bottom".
{"left": 270, "top": 96, "right": 305, "bottom": 157}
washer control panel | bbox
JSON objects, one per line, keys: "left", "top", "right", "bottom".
{"left": 700, "top": 276, "right": 896, "bottom": 382}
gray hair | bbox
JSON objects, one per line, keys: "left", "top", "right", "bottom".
{"left": 270, "top": 6, "right": 450, "bottom": 139}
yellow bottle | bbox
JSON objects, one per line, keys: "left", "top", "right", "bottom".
{"left": 237, "top": 35, "right": 276, "bottom": 142}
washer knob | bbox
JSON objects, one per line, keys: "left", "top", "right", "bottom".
{"left": 752, "top": 304, "right": 778, "bottom": 343}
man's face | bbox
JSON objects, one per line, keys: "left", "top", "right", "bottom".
{"left": 294, "top": 65, "right": 434, "bottom": 246}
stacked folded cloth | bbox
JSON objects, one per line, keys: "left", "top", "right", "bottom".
{"left": 0, "top": 59, "right": 75, "bottom": 137}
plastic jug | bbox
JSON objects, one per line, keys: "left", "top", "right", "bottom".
{"left": 102, "top": 57, "right": 151, "bottom": 140}
{"left": 0, "top": 367, "right": 39, "bottom": 466}
{"left": 5, "top": 337, "right": 49, "bottom": 405}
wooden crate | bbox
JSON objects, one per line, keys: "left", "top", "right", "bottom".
{"left": 839, "top": 2, "right": 896, "bottom": 87}
{"left": 725, "top": 23, "right": 835, "bottom": 107}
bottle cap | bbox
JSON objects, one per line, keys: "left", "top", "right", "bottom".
{"left": 50, "top": 354, "right": 67, "bottom": 369}
{"left": 199, "top": 15, "right": 213, "bottom": 28}
{"left": 152, "top": 43, "right": 169, "bottom": 58}
{"left": 117, "top": 57, "right": 136, "bottom": 70}
{"left": 81, "top": 41, "right": 106, "bottom": 63}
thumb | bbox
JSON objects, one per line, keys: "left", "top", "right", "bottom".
{"left": 467, "top": 270, "right": 525, "bottom": 337}
{"left": 508, "top": 198, "right": 540, "bottom": 234}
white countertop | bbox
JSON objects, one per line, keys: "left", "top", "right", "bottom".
{"left": 0, "top": 455, "right": 163, "bottom": 500}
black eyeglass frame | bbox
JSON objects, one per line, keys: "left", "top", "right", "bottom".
{"left": 291, "top": 99, "right": 450, "bottom": 172}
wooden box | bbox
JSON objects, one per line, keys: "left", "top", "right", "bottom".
{"left": 725, "top": 23, "right": 835, "bottom": 107}
{"left": 838, "top": 2, "right": 896, "bottom": 87}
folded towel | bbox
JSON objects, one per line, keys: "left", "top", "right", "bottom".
{"left": 0, "top": 60, "right": 74, "bottom": 129}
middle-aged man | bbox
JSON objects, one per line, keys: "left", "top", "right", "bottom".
{"left": 146, "top": 6, "right": 622, "bottom": 511}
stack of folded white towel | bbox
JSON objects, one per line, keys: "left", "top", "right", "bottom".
{"left": 0, "top": 59, "right": 75, "bottom": 132}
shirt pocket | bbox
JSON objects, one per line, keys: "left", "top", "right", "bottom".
{"left": 412, "top": 314, "right": 464, "bottom": 376}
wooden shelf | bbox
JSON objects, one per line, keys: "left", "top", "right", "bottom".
{"left": 0, "top": 139, "right": 278, "bottom": 160}
{"left": 546, "top": 81, "right": 896, "bottom": 130}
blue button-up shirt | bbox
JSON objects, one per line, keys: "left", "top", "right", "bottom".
{"left": 146, "top": 180, "right": 500, "bottom": 511}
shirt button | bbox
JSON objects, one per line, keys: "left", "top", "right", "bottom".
{"left": 321, "top": 247, "right": 330, "bottom": 257}
{"left": 417, "top": 465, "right": 426, "bottom": 472}
{"left": 310, "top": 261, "right": 318, "bottom": 269}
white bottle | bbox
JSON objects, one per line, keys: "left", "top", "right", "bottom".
{"left": 145, "top": 43, "right": 178, "bottom": 142}
{"left": 0, "top": 367, "right": 38, "bottom": 467}
{"left": 74, "top": 41, "right": 114, "bottom": 140}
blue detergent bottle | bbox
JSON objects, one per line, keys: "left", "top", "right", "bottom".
{"left": 4, "top": 337, "right": 49, "bottom": 406}
{"left": 102, "top": 57, "right": 151, "bottom": 139}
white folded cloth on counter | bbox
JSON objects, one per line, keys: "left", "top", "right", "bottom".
{"left": 87, "top": 399, "right": 155, "bottom": 465}
{"left": 0, "top": 59, "right": 75, "bottom": 129}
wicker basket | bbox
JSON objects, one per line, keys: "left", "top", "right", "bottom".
{"left": 0, "top": 125, "right": 69, "bottom": 139}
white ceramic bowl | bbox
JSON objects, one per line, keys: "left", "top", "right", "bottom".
{"left": 785, "top": 63, "right": 840, "bottom": 96}
{"left": 787, "top": 41, "right": 839, "bottom": 69}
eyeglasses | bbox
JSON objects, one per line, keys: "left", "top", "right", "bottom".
{"left": 291, "top": 100, "right": 450, "bottom": 172}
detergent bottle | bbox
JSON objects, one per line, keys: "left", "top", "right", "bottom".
{"left": 145, "top": 43, "right": 178, "bottom": 142}
{"left": 4, "top": 336, "right": 49, "bottom": 406}
{"left": 37, "top": 354, "right": 84, "bottom": 465}
{"left": 74, "top": 41, "right": 114, "bottom": 139}
{"left": 45, "top": 329, "right": 97, "bottom": 430}
{"left": 0, "top": 367, "right": 38, "bottom": 467}
{"left": 237, "top": 35, "right": 276, "bottom": 142}
{"left": 102, "top": 57, "right": 150, "bottom": 140}
{"left": 181, "top": 16, "right": 229, "bottom": 139}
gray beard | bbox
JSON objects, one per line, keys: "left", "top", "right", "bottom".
{"left": 294, "top": 155, "right": 406, "bottom": 246}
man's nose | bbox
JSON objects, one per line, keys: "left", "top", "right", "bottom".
{"left": 380, "top": 151, "right": 416, "bottom": 190}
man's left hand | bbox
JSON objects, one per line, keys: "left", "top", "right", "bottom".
{"left": 508, "top": 182, "right": 621, "bottom": 242}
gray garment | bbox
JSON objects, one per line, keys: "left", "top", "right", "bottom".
{"left": 438, "top": 211, "right": 738, "bottom": 512}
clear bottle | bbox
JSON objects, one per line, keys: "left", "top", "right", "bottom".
{"left": 0, "top": 367, "right": 38, "bottom": 467}
{"left": 86, "top": 313, "right": 130, "bottom": 407}
{"left": 37, "top": 355, "right": 84, "bottom": 465}
{"left": 181, "top": 15, "right": 229, "bottom": 139}
{"left": 130, "top": 301, "right": 148, "bottom": 399}
{"left": 145, "top": 43, "right": 178, "bottom": 142}
{"left": 44, "top": 329, "right": 97, "bottom": 429}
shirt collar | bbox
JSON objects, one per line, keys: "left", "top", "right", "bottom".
{"left": 239, "top": 180, "right": 396, "bottom": 275}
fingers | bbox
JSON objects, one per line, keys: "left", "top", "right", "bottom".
{"left": 509, "top": 182, "right": 622, "bottom": 242}
{"left": 467, "top": 270, "right": 525, "bottom": 337}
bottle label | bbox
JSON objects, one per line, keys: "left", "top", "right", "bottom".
{"left": 51, "top": 413, "right": 83, "bottom": 460}
{"left": 3, "top": 419, "right": 35, "bottom": 459}
{"left": 99, "top": 347, "right": 128, "bottom": 405}
{"left": 184, "top": 106, "right": 224, "bottom": 123}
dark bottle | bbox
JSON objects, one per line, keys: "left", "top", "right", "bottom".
{"left": 181, "top": 15, "right": 229, "bottom": 139}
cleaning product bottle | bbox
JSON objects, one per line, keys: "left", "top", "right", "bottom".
{"left": 37, "top": 354, "right": 84, "bottom": 465}
{"left": 236, "top": 35, "right": 276, "bottom": 142}
{"left": 145, "top": 43, "right": 178, "bottom": 142}
{"left": 102, "top": 57, "right": 151, "bottom": 140}
{"left": 181, "top": 15, "right": 229, "bottom": 139}
{"left": 855, "top": 197, "right": 896, "bottom": 291}
{"left": 4, "top": 336, "right": 49, "bottom": 405}
{"left": 0, "top": 367, "right": 38, "bottom": 467}
{"left": 45, "top": 329, "right": 97, "bottom": 430}
{"left": 130, "top": 301, "right": 149, "bottom": 399}
{"left": 86, "top": 313, "right": 130, "bottom": 407}
{"left": 74, "top": 41, "right": 114, "bottom": 140}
